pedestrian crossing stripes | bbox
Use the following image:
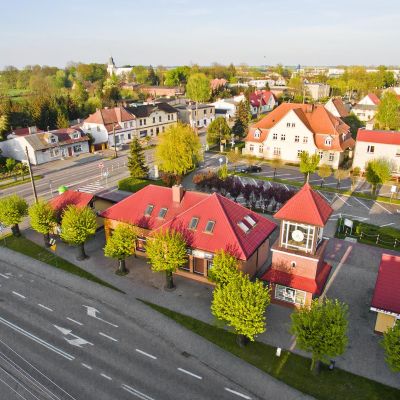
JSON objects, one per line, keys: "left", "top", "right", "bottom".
{"left": 77, "top": 181, "right": 104, "bottom": 193}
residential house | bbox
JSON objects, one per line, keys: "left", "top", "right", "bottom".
{"left": 352, "top": 128, "right": 400, "bottom": 174}
{"left": 352, "top": 93, "right": 380, "bottom": 122}
{"left": 324, "top": 97, "right": 350, "bottom": 118}
{"left": 249, "top": 90, "right": 277, "bottom": 116}
{"left": 101, "top": 185, "right": 277, "bottom": 284}
{"left": 262, "top": 183, "right": 333, "bottom": 307}
{"left": 211, "top": 94, "right": 246, "bottom": 120}
{"left": 370, "top": 254, "right": 400, "bottom": 333}
{"left": 6, "top": 126, "right": 43, "bottom": 138}
{"left": 248, "top": 79, "right": 275, "bottom": 89}
{"left": 173, "top": 101, "right": 215, "bottom": 129}
{"left": 0, "top": 127, "right": 90, "bottom": 165}
{"left": 305, "top": 83, "right": 330, "bottom": 100}
{"left": 243, "top": 103, "right": 355, "bottom": 168}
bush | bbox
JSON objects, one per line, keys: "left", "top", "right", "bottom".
{"left": 118, "top": 177, "right": 165, "bottom": 192}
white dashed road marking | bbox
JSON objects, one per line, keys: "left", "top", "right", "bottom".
{"left": 177, "top": 367, "right": 202, "bottom": 380}
{"left": 99, "top": 332, "right": 118, "bottom": 342}
{"left": 12, "top": 291, "right": 26, "bottom": 299}
{"left": 38, "top": 304, "right": 53, "bottom": 312}
{"left": 121, "top": 384, "right": 155, "bottom": 400}
{"left": 0, "top": 273, "right": 10, "bottom": 279}
{"left": 81, "top": 363, "right": 93, "bottom": 370}
{"left": 67, "top": 317, "right": 83, "bottom": 326}
{"left": 135, "top": 349, "right": 157, "bottom": 360}
{"left": 352, "top": 197, "right": 370, "bottom": 210}
{"left": 100, "top": 373, "right": 112, "bottom": 381}
{"left": 373, "top": 201, "right": 392, "bottom": 214}
{"left": 225, "top": 387, "right": 252, "bottom": 399}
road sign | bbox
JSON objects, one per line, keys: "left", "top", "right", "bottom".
{"left": 98, "top": 162, "right": 104, "bottom": 169}
{"left": 391, "top": 185, "right": 397, "bottom": 193}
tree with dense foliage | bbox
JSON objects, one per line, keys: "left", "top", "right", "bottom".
{"left": 351, "top": 166, "right": 361, "bottom": 187}
{"left": 186, "top": 73, "right": 211, "bottom": 130}
{"left": 270, "top": 157, "right": 284, "bottom": 179}
{"left": 145, "top": 229, "right": 187, "bottom": 289}
{"left": 131, "top": 65, "right": 149, "bottom": 84}
{"left": 155, "top": 123, "right": 202, "bottom": 177}
{"left": 164, "top": 66, "right": 190, "bottom": 86}
{"left": 104, "top": 224, "right": 138, "bottom": 275}
{"left": 127, "top": 138, "right": 148, "bottom": 178}
{"left": 28, "top": 200, "right": 57, "bottom": 247}
{"left": 381, "top": 321, "right": 400, "bottom": 372}
{"left": 291, "top": 299, "right": 348, "bottom": 373}
{"left": 299, "top": 151, "right": 320, "bottom": 183}
{"left": 317, "top": 164, "right": 332, "bottom": 187}
{"left": 334, "top": 169, "right": 350, "bottom": 189}
{"left": 375, "top": 92, "right": 400, "bottom": 131}
{"left": 365, "top": 158, "right": 392, "bottom": 194}
{"left": 0, "top": 194, "right": 28, "bottom": 236}
{"left": 60, "top": 205, "right": 97, "bottom": 260}
{"left": 208, "top": 250, "right": 240, "bottom": 286}
{"left": 0, "top": 113, "right": 9, "bottom": 140}
{"left": 5, "top": 158, "right": 16, "bottom": 174}
{"left": 206, "top": 117, "right": 231, "bottom": 146}
{"left": 211, "top": 273, "right": 270, "bottom": 345}
{"left": 232, "top": 100, "right": 251, "bottom": 138}
{"left": 288, "top": 76, "right": 305, "bottom": 102}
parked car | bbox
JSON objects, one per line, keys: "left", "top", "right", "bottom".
{"left": 239, "top": 165, "right": 262, "bottom": 173}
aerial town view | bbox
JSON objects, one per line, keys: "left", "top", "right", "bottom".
{"left": 1, "top": 1, "right": 400, "bottom": 399}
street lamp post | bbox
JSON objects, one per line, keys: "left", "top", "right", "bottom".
{"left": 25, "top": 146, "right": 38, "bottom": 203}
{"left": 113, "top": 123, "right": 118, "bottom": 159}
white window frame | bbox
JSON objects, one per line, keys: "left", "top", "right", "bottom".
{"left": 281, "top": 221, "right": 315, "bottom": 253}
{"left": 281, "top": 133, "right": 286, "bottom": 141}
{"left": 303, "top": 136, "right": 308, "bottom": 144}
{"left": 294, "top": 135, "right": 299, "bottom": 143}
{"left": 272, "top": 132, "right": 278, "bottom": 140}
{"left": 367, "top": 145, "right": 375, "bottom": 154}
{"left": 275, "top": 284, "right": 306, "bottom": 305}
{"left": 325, "top": 137, "right": 332, "bottom": 146}
{"left": 328, "top": 152, "right": 334, "bottom": 161}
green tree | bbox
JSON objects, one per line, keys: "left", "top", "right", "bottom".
{"left": 211, "top": 273, "right": 270, "bottom": 345}
{"left": 127, "top": 138, "right": 148, "bottom": 178}
{"left": 0, "top": 113, "right": 10, "bottom": 140}
{"left": 232, "top": 100, "right": 251, "bottom": 138}
{"left": 28, "top": 200, "right": 57, "bottom": 247}
{"left": 351, "top": 166, "right": 361, "bottom": 188}
{"left": 145, "top": 229, "right": 187, "bottom": 289}
{"left": 217, "top": 164, "right": 229, "bottom": 180}
{"left": 208, "top": 250, "right": 240, "bottom": 287}
{"left": 0, "top": 194, "right": 28, "bottom": 236}
{"left": 14, "top": 162, "right": 29, "bottom": 181}
{"left": 164, "top": 66, "right": 190, "bottom": 86}
{"left": 365, "top": 158, "right": 392, "bottom": 195}
{"left": 104, "top": 224, "right": 138, "bottom": 275}
{"left": 5, "top": 158, "right": 16, "bottom": 175}
{"left": 60, "top": 205, "right": 97, "bottom": 260}
{"left": 270, "top": 156, "right": 284, "bottom": 179}
{"left": 206, "top": 117, "right": 231, "bottom": 146}
{"left": 381, "top": 321, "right": 400, "bottom": 372}
{"left": 156, "top": 123, "right": 202, "bottom": 177}
{"left": 317, "top": 164, "right": 332, "bottom": 187}
{"left": 186, "top": 73, "right": 211, "bottom": 130}
{"left": 299, "top": 151, "right": 320, "bottom": 183}
{"left": 375, "top": 92, "right": 400, "bottom": 130}
{"left": 291, "top": 299, "right": 348, "bottom": 373}
{"left": 131, "top": 65, "right": 149, "bottom": 84}
{"left": 334, "top": 169, "right": 350, "bottom": 189}
{"left": 147, "top": 66, "right": 160, "bottom": 86}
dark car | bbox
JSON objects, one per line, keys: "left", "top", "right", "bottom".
{"left": 239, "top": 165, "right": 262, "bottom": 173}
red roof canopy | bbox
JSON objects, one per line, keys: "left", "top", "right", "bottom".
{"left": 356, "top": 128, "right": 400, "bottom": 145}
{"left": 273, "top": 183, "right": 333, "bottom": 227}
{"left": 371, "top": 253, "right": 400, "bottom": 315}
{"left": 49, "top": 190, "right": 94, "bottom": 212}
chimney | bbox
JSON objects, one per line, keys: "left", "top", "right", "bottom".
{"left": 172, "top": 184, "right": 184, "bottom": 203}
{"left": 306, "top": 104, "right": 314, "bottom": 113}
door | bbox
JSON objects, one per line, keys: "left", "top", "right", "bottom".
{"left": 193, "top": 258, "right": 205, "bottom": 275}
{"left": 68, "top": 147, "right": 73, "bottom": 157}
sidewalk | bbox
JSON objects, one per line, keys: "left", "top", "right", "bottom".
{"left": 22, "top": 228, "right": 400, "bottom": 390}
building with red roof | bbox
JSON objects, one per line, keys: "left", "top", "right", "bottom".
{"left": 370, "top": 253, "right": 400, "bottom": 333}
{"left": 352, "top": 93, "right": 380, "bottom": 122}
{"left": 101, "top": 185, "right": 277, "bottom": 283}
{"left": 249, "top": 90, "right": 277, "bottom": 115}
{"left": 353, "top": 128, "right": 400, "bottom": 176}
{"left": 243, "top": 103, "right": 355, "bottom": 169}
{"left": 49, "top": 190, "right": 94, "bottom": 216}
{"left": 324, "top": 97, "right": 350, "bottom": 118}
{"left": 261, "top": 184, "right": 333, "bottom": 307}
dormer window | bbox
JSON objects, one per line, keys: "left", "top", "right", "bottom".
{"left": 189, "top": 217, "right": 199, "bottom": 230}
{"left": 204, "top": 220, "right": 215, "bottom": 234}
{"left": 324, "top": 137, "right": 332, "bottom": 146}
{"left": 254, "top": 129, "right": 261, "bottom": 139}
{"left": 237, "top": 221, "right": 250, "bottom": 234}
{"left": 50, "top": 136, "right": 57, "bottom": 143}
{"left": 244, "top": 215, "right": 257, "bottom": 227}
{"left": 144, "top": 204, "right": 154, "bottom": 216}
{"left": 158, "top": 208, "right": 168, "bottom": 219}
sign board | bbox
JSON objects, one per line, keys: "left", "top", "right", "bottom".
{"left": 344, "top": 218, "right": 353, "bottom": 228}
{"left": 391, "top": 185, "right": 397, "bottom": 194}
{"left": 98, "top": 162, "right": 104, "bottom": 169}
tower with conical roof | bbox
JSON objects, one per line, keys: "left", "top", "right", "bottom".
{"left": 262, "top": 183, "right": 333, "bottom": 307}
{"left": 107, "top": 56, "right": 116, "bottom": 75}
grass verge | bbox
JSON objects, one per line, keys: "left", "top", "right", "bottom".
{"left": 0, "top": 235, "right": 123, "bottom": 293}
{"left": 0, "top": 175, "right": 43, "bottom": 190}
{"left": 141, "top": 300, "right": 400, "bottom": 400}
{"left": 118, "top": 177, "right": 166, "bottom": 192}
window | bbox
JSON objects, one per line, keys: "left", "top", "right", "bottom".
{"left": 328, "top": 153, "right": 334, "bottom": 161}
{"left": 153, "top": 117, "right": 156, "bottom": 123}
{"left": 143, "top": 119, "right": 147, "bottom": 125}
{"left": 168, "top": 115, "right": 170, "bottom": 121}
{"left": 50, "top": 136, "right": 57, "bottom": 143}
{"left": 203, "top": 119, "right": 207, "bottom": 125}
{"left": 139, "top": 119, "right": 143, "bottom": 126}
{"left": 73, "top": 144, "right": 82, "bottom": 153}
{"left": 367, "top": 145, "right": 375, "bottom": 154}
{"left": 272, "top": 133, "right": 278, "bottom": 140}
{"left": 159, "top": 116, "right": 162, "bottom": 122}
{"left": 294, "top": 135, "right": 299, "bottom": 143}
{"left": 72, "top": 133, "right": 79, "bottom": 139}
{"left": 291, "top": 122, "right": 295, "bottom": 127}
{"left": 139, "top": 130, "right": 147, "bottom": 138}
{"left": 297, "top": 149, "right": 303, "bottom": 158}
{"left": 204, "top": 110, "right": 207, "bottom": 115}
{"left": 50, "top": 148, "right": 60, "bottom": 158}
{"left": 158, "top": 208, "right": 168, "bottom": 219}
{"left": 286, "top": 122, "right": 291, "bottom": 127}
{"left": 303, "top": 136, "right": 308, "bottom": 144}
{"left": 127, "top": 133, "right": 131, "bottom": 140}
{"left": 259, "top": 145, "right": 263, "bottom": 153}
{"left": 205, "top": 220, "right": 215, "bottom": 233}
{"left": 244, "top": 215, "right": 257, "bottom": 227}
{"left": 290, "top": 261, "right": 296, "bottom": 268}
{"left": 275, "top": 285, "right": 305, "bottom": 306}
{"left": 207, "top": 260, "right": 213, "bottom": 272}
{"left": 144, "top": 204, "right": 154, "bottom": 216}
{"left": 254, "top": 129, "right": 261, "bottom": 138}
{"left": 281, "top": 221, "right": 315, "bottom": 253}
{"left": 189, "top": 217, "right": 199, "bottom": 230}
{"left": 319, "top": 151, "right": 324, "bottom": 160}
{"left": 396, "top": 148, "right": 400, "bottom": 157}
{"left": 237, "top": 221, "right": 250, "bottom": 233}
{"left": 249, "top": 144, "right": 254, "bottom": 152}
{"left": 273, "top": 147, "right": 281, "bottom": 156}
{"left": 162, "top": 126, "right": 165, "bottom": 132}
{"left": 324, "top": 137, "right": 332, "bottom": 146}
{"left": 87, "top": 125, "right": 92, "bottom": 131}
{"left": 130, "top": 121, "right": 133, "bottom": 127}
{"left": 280, "top": 133, "right": 286, "bottom": 141}
{"left": 124, "top": 122, "right": 127, "bottom": 128}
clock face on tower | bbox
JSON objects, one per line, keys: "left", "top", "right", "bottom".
{"left": 291, "top": 229, "right": 305, "bottom": 242}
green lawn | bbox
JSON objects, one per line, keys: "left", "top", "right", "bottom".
{"left": 0, "top": 175, "right": 43, "bottom": 190}
{"left": 141, "top": 300, "right": 400, "bottom": 400}
{"left": 118, "top": 177, "right": 166, "bottom": 192}
{"left": 0, "top": 235, "right": 122, "bottom": 292}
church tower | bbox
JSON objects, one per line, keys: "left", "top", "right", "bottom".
{"left": 107, "top": 56, "right": 116, "bottom": 76}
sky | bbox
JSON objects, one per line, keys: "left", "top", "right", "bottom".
{"left": 1, "top": 0, "right": 399, "bottom": 69}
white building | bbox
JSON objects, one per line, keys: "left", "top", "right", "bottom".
{"left": 352, "top": 93, "right": 380, "bottom": 122}
{"left": 243, "top": 103, "right": 355, "bottom": 169}
{"left": 107, "top": 57, "right": 133, "bottom": 77}
{"left": 173, "top": 102, "right": 215, "bottom": 129}
{"left": 353, "top": 128, "right": 400, "bottom": 174}
{"left": 305, "top": 83, "right": 330, "bottom": 100}
{"left": 248, "top": 79, "right": 276, "bottom": 89}
{"left": 0, "top": 128, "right": 90, "bottom": 165}
{"left": 327, "top": 68, "right": 345, "bottom": 77}
{"left": 249, "top": 90, "right": 277, "bottom": 116}
{"left": 211, "top": 94, "right": 246, "bottom": 120}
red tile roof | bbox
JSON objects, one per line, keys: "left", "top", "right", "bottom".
{"left": 49, "top": 190, "right": 94, "bottom": 212}
{"left": 9, "top": 127, "right": 43, "bottom": 137}
{"left": 85, "top": 107, "right": 135, "bottom": 133}
{"left": 245, "top": 103, "right": 353, "bottom": 151}
{"left": 261, "top": 262, "right": 331, "bottom": 295}
{"left": 274, "top": 183, "right": 333, "bottom": 227}
{"left": 371, "top": 253, "right": 400, "bottom": 315}
{"left": 331, "top": 98, "right": 350, "bottom": 118}
{"left": 249, "top": 90, "right": 276, "bottom": 108}
{"left": 356, "top": 128, "right": 400, "bottom": 145}
{"left": 101, "top": 185, "right": 277, "bottom": 260}
{"left": 366, "top": 93, "right": 380, "bottom": 105}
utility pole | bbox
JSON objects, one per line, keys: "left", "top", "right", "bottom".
{"left": 112, "top": 123, "right": 118, "bottom": 159}
{"left": 25, "top": 146, "right": 38, "bottom": 203}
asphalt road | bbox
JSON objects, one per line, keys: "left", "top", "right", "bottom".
{"left": 0, "top": 259, "right": 262, "bottom": 400}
